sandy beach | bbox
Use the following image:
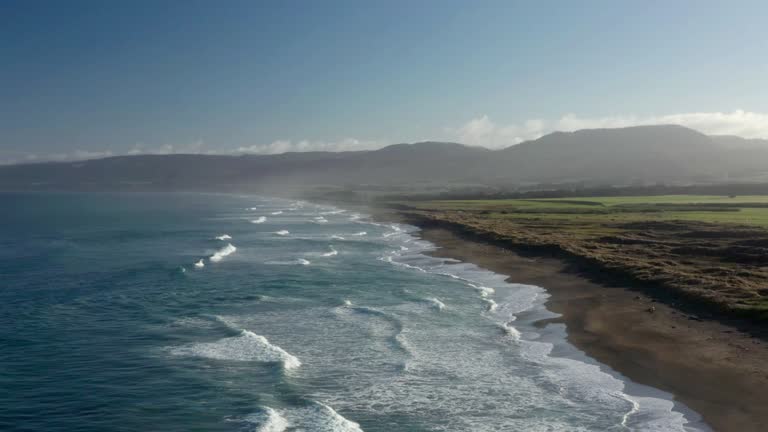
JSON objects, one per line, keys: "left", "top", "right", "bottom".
{"left": 414, "top": 225, "right": 768, "bottom": 432}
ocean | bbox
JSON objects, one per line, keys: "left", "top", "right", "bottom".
{"left": 0, "top": 192, "right": 708, "bottom": 431}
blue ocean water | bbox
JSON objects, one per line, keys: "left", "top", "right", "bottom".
{"left": 0, "top": 193, "right": 708, "bottom": 431}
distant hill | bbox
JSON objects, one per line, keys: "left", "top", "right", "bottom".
{"left": 489, "top": 125, "right": 726, "bottom": 184}
{"left": 710, "top": 135, "right": 768, "bottom": 149}
{"left": 2, "top": 126, "right": 768, "bottom": 192}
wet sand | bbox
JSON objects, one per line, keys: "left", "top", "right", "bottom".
{"left": 417, "top": 226, "right": 768, "bottom": 432}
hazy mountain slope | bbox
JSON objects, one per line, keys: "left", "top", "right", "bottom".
{"left": 710, "top": 135, "right": 768, "bottom": 149}
{"left": 1, "top": 126, "right": 766, "bottom": 191}
{"left": 491, "top": 125, "right": 726, "bottom": 184}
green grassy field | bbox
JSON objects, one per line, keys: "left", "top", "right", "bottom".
{"left": 411, "top": 195, "right": 768, "bottom": 227}
{"left": 402, "top": 194, "right": 768, "bottom": 319}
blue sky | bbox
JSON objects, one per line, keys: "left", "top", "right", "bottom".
{"left": 1, "top": 0, "right": 767, "bottom": 162}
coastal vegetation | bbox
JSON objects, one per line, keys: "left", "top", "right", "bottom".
{"left": 394, "top": 195, "right": 768, "bottom": 322}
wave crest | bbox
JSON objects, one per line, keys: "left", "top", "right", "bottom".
{"left": 243, "top": 407, "right": 289, "bottom": 432}
{"left": 244, "top": 402, "right": 362, "bottom": 432}
{"left": 210, "top": 243, "right": 237, "bottom": 262}
{"left": 169, "top": 327, "right": 301, "bottom": 370}
{"left": 425, "top": 297, "right": 446, "bottom": 311}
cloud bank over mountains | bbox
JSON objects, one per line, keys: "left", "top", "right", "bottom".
{"left": 450, "top": 110, "right": 768, "bottom": 149}
{"left": 236, "top": 138, "right": 384, "bottom": 155}
{"left": 3, "top": 110, "right": 768, "bottom": 164}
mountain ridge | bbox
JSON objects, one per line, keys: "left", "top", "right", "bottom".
{"left": 2, "top": 125, "right": 768, "bottom": 192}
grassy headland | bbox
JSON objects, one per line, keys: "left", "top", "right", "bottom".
{"left": 392, "top": 195, "right": 768, "bottom": 323}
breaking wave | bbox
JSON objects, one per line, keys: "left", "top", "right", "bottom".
{"left": 468, "top": 283, "right": 495, "bottom": 298}
{"left": 266, "top": 258, "right": 310, "bottom": 266}
{"left": 271, "top": 211, "right": 283, "bottom": 215}
{"left": 243, "top": 407, "right": 288, "bottom": 432}
{"left": 424, "top": 297, "right": 446, "bottom": 311}
{"left": 168, "top": 326, "right": 301, "bottom": 370}
{"left": 194, "top": 259, "right": 205, "bottom": 268}
{"left": 275, "top": 230, "right": 290, "bottom": 236}
{"left": 215, "top": 234, "right": 232, "bottom": 241}
{"left": 482, "top": 298, "right": 498, "bottom": 312}
{"left": 320, "top": 209, "right": 346, "bottom": 215}
{"left": 210, "top": 243, "right": 237, "bottom": 262}
{"left": 498, "top": 321, "right": 521, "bottom": 341}
{"left": 244, "top": 402, "right": 362, "bottom": 432}
{"left": 322, "top": 246, "right": 338, "bottom": 257}
{"left": 252, "top": 216, "right": 267, "bottom": 224}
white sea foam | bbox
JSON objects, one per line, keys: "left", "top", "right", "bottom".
{"left": 322, "top": 246, "right": 338, "bottom": 257}
{"left": 194, "top": 259, "right": 205, "bottom": 268}
{"left": 320, "top": 209, "right": 346, "bottom": 215}
{"left": 271, "top": 211, "right": 283, "bottom": 215}
{"left": 380, "top": 254, "right": 427, "bottom": 273}
{"left": 252, "top": 216, "right": 267, "bottom": 224}
{"left": 483, "top": 298, "right": 498, "bottom": 312}
{"left": 243, "top": 407, "right": 289, "bottom": 432}
{"left": 314, "top": 216, "right": 328, "bottom": 223}
{"left": 210, "top": 243, "right": 237, "bottom": 262}
{"left": 468, "top": 283, "right": 495, "bottom": 297}
{"left": 301, "top": 205, "right": 700, "bottom": 431}
{"left": 180, "top": 266, "right": 186, "bottom": 273}
{"left": 498, "top": 321, "right": 521, "bottom": 341}
{"left": 331, "top": 235, "right": 346, "bottom": 240}
{"left": 383, "top": 225, "right": 404, "bottom": 238}
{"left": 342, "top": 299, "right": 353, "bottom": 307}
{"left": 215, "top": 234, "right": 232, "bottom": 240}
{"left": 275, "top": 230, "right": 290, "bottom": 236}
{"left": 425, "top": 297, "right": 446, "bottom": 311}
{"left": 266, "top": 258, "right": 310, "bottom": 266}
{"left": 620, "top": 393, "right": 641, "bottom": 429}
{"left": 169, "top": 328, "right": 301, "bottom": 370}
{"left": 352, "top": 231, "right": 367, "bottom": 236}
{"left": 246, "top": 402, "right": 362, "bottom": 432}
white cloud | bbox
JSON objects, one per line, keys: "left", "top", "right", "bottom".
{"left": 236, "top": 138, "right": 384, "bottom": 154}
{"left": 448, "top": 110, "right": 768, "bottom": 149}
{"left": 4, "top": 110, "right": 768, "bottom": 165}
{"left": 0, "top": 138, "right": 386, "bottom": 165}
{"left": 0, "top": 140, "right": 210, "bottom": 165}
{"left": 0, "top": 149, "right": 115, "bottom": 165}
{"left": 128, "top": 140, "right": 206, "bottom": 155}
{"left": 448, "top": 115, "right": 548, "bottom": 149}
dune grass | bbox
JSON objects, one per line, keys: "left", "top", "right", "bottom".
{"left": 398, "top": 194, "right": 768, "bottom": 321}
{"left": 411, "top": 195, "right": 768, "bottom": 227}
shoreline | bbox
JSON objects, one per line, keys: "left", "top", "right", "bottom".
{"left": 363, "top": 206, "right": 768, "bottom": 432}
{"left": 414, "top": 225, "right": 768, "bottom": 432}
